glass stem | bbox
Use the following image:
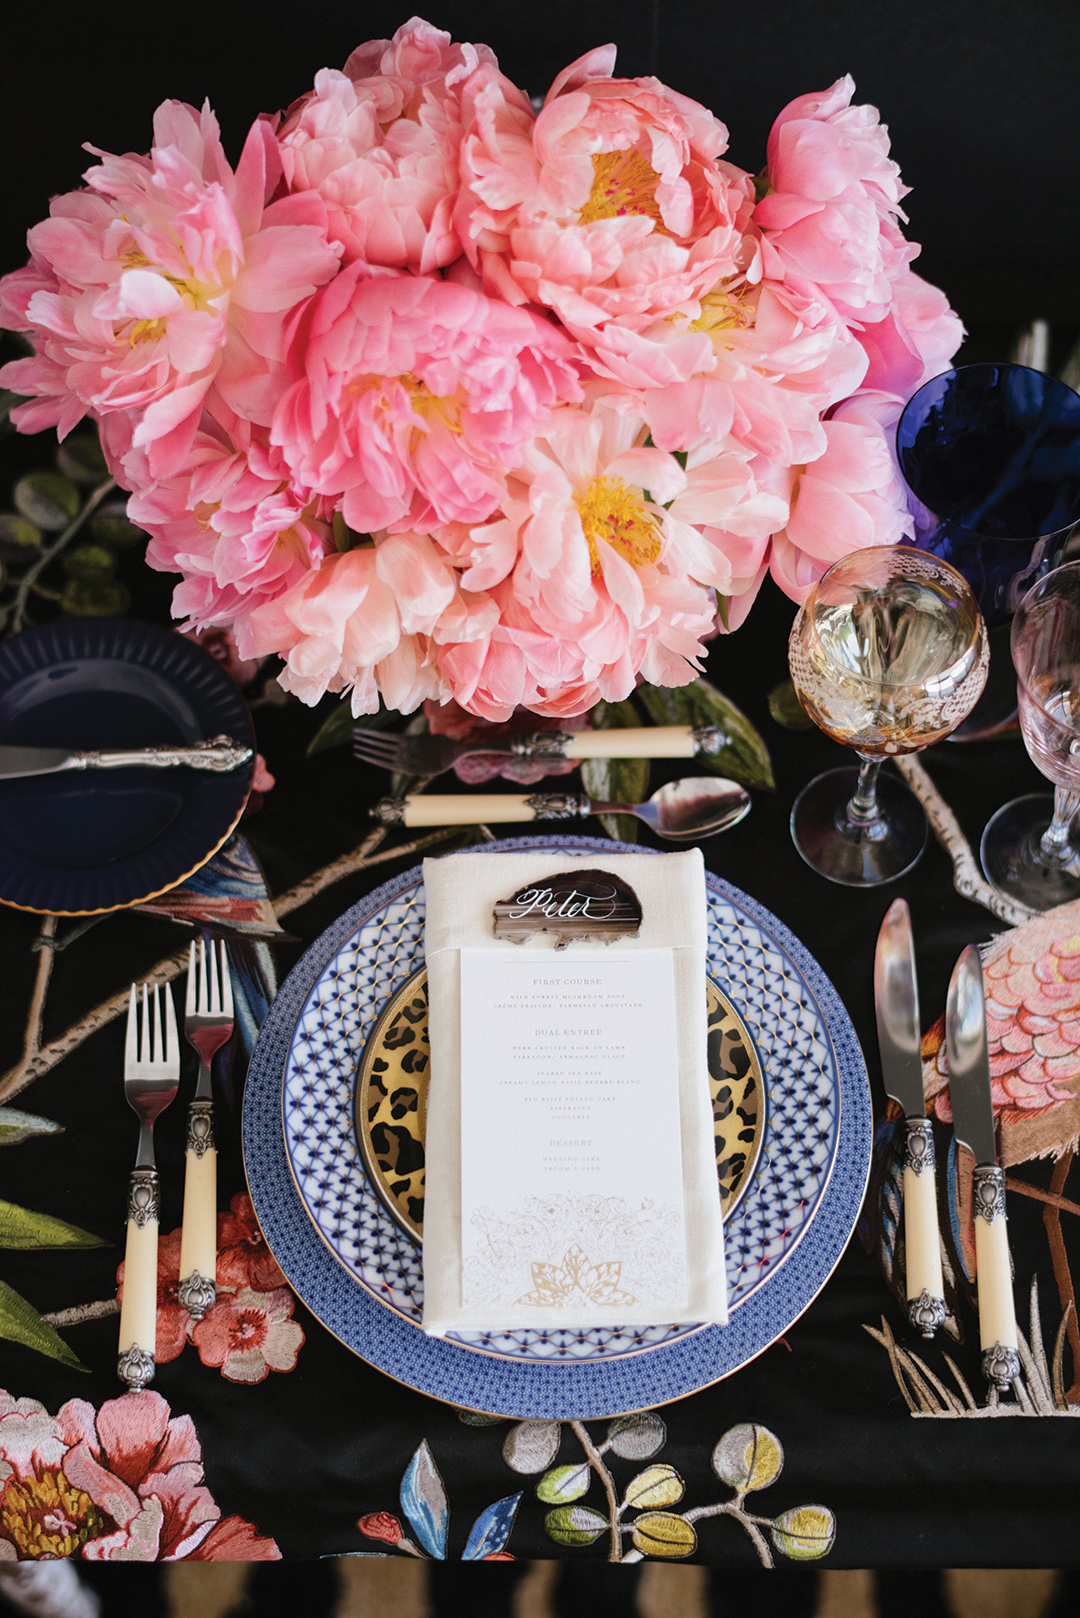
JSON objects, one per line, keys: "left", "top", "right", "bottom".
{"left": 1039, "top": 786, "right": 1080, "bottom": 864}
{"left": 844, "top": 753, "right": 884, "bottom": 829}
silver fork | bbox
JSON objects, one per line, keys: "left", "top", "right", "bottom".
{"left": 353, "top": 723, "right": 723, "bottom": 777}
{"left": 118, "top": 982, "right": 179, "bottom": 1391}
{"left": 179, "top": 939, "right": 234, "bottom": 1318}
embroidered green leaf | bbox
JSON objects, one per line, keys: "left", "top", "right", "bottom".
{"left": 628, "top": 1511, "right": 697, "bottom": 1559}
{"left": 0, "top": 1281, "right": 86, "bottom": 1371}
{"left": 622, "top": 1465, "right": 684, "bottom": 1511}
{"left": 13, "top": 471, "right": 80, "bottom": 532}
{"left": 606, "top": 1412, "right": 666, "bottom": 1461}
{"left": 711, "top": 1423, "right": 784, "bottom": 1492}
{"left": 767, "top": 679, "right": 814, "bottom": 731}
{"left": 0, "top": 514, "right": 42, "bottom": 557}
{"left": 0, "top": 1108, "right": 63, "bottom": 1148}
{"left": 60, "top": 579, "right": 131, "bottom": 617}
{"left": 536, "top": 1463, "right": 591, "bottom": 1505}
{"left": 56, "top": 436, "right": 109, "bottom": 485}
{"left": 90, "top": 500, "right": 146, "bottom": 551}
{"left": 0, "top": 1199, "right": 107, "bottom": 1250}
{"left": 307, "top": 701, "right": 357, "bottom": 758}
{"left": 636, "top": 678, "right": 774, "bottom": 791}
{"left": 544, "top": 1505, "right": 607, "bottom": 1548}
{"left": 455, "top": 1409, "right": 506, "bottom": 1426}
{"left": 580, "top": 701, "right": 651, "bottom": 844}
{"left": 502, "top": 1420, "right": 561, "bottom": 1474}
{"left": 63, "top": 544, "right": 116, "bottom": 583}
{"left": 770, "top": 1505, "right": 836, "bottom": 1561}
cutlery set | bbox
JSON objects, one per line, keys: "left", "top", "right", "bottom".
{"left": 874, "top": 900, "right": 1020, "bottom": 1393}
{"left": 118, "top": 940, "right": 233, "bottom": 1391}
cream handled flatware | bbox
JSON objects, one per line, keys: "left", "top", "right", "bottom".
{"left": 372, "top": 777, "right": 751, "bottom": 841}
{"left": 118, "top": 982, "right": 179, "bottom": 1391}
{"left": 946, "top": 944, "right": 1019, "bottom": 1391}
{"left": 179, "top": 939, "right": 234, "bottom": 1319}
{"left": 354, "top": 723, "right": 725, "bottom": 777}
{"left": 874, "top": 899, "right": 945, "bottom": 1338}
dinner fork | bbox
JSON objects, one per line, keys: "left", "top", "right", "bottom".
{"left": 179, "top": 939, "right": 234, "bottom": 1319}
{"left": 352, "top": 723, "right": 725, "bottom": 778}
{"left": 118, "top": 982, "right": 179, "bottom": 1391}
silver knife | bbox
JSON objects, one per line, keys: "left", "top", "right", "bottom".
{"left": 946, "top": 945, "right": 1020, "bottom": 1391}
{"left": 874, "top": 899, "right": 946, "bottom": 1338}
{"left": 0, "top": 737, "right": 252, "bottom": 778}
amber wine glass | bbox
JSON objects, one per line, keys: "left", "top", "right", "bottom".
{"left": 788, "top": 547, "right": 989, "bottom": 885}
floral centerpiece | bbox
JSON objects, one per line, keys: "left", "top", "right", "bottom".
{"left": 0, "top": 19, "right": 960, "bottom": 722}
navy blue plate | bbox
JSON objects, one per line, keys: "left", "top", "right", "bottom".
{"left": 0, "top": 619, "right": 254, "bottom": 914}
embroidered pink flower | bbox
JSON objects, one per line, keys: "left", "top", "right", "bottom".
{"left": 115, "top": 1228, "right": 188, "bottom": 1365}
{"left": 456, "top": 45, "right": 753, "bottom": 384}
{"left": 216, "top": 1193, "right": 287, "bottom": 1293}
{"left": 271, "top": 265, "right": 582, "bottom": 536}
{"left": 357, "top": 1510, "right": 404, "bottom": 1546}
{"left": 278, "top": 20, "right": 502, "bottom": 273}
{"left": 0, "top": 102, "right": 341, "bottom": 479}
{"left": 191, "top": 1288, "right": 304, "bottom": 1384}
{"left": 0, "top": 1388, "right": 279, "bottom": 1561}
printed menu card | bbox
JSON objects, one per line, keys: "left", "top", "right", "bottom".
{"left": 458, "top": 947, "right": 688, "bottom": 1313}
{"left": 421, "top": 847, "right": 728, "bottom": 1336}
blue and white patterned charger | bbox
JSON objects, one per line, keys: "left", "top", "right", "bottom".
{"left": 243, "top": 836, "right": 871, "bottom": 1417}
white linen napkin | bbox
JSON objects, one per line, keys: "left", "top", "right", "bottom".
{"left": 421, "top": 847, "right": 727, "bottom": 1335}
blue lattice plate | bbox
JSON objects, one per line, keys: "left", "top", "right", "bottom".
{"left": 243, "top": 836, "right": 871, "bottom": 1417}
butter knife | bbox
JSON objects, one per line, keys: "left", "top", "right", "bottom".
{"left": 945, "top": 945, "right": 1020, "bottom": 1391}
{"left": 874, "top": 899, "right": 946, "bottom": 1338}
{"left": 0, "top": 738, "right": 252, "bottom": 778}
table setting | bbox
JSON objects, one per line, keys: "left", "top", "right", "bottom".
{"left": 0, "top": 12, "right": 1079, "bottom": 1598}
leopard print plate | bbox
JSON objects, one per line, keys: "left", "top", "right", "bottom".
{"left": 356, "top": 967, "right": 763, "bottom": 1242}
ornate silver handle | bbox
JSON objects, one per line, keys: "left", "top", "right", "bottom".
{"left": 69, "top": 736, "right": 252, "bottom": 773}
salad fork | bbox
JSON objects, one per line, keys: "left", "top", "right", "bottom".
{"left": 179, "top": 939, "right": 234, "bottom": 1319}
{"left": 118, "top": 982, "right": 179, "bottom": 1391}
{"left": 353, "top": 723, "right": 725, "bottom": 778}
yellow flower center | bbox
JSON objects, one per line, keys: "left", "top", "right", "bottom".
{"left": 575, "top": 476, "right": 662, "bottom": 576}
{"left": 689, "top": 279, "right": 757, "bottom": 342}
{"left": 350, "top": 374, "right": 461, "bottom": 436}
{"left": 122, "top": 248, "right": 216, "bottom": 345}
{"left": 0, "top": 1468, "right": 108, "bottom": 1560}
{"left": 578, "top": 149, "right": 668, "bottom": 232}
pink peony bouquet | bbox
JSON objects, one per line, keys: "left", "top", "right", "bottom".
{"left": 0, "top": 19, "right": 961, "bottom": 720}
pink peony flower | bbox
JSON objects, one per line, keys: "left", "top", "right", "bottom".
{"left": 856, "top": 263, "right": 964, "bottom": 398}
{"left": 278, "top": 20, "right": 504, "bottom": 273}
{"left": 191, "top": 1288, "right": 304, "bottom": 1384}
{"left": 270, "top": 265, "right": 582, "bottom": 536}
{"left": 0, "top": 102, "right": 341, "bottom": 479}
{"left": 0, "top": 1388, "right": 279, "bottom": 1561}
{"left": 433, "top": 400, "right": 740, "bottom": 718}
{"left": 755, "top": 75, "right": 911, "bottom": 324}
{"left": 456, "top": 45, "right": 753, "bottom": 384}
{"left": 130, "top": 407, "right": 334, "bottom": 656}
{"left": 768, "top": 389, "right": 913, "bottom": 603}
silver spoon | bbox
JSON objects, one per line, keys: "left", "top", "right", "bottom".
{"left": 372, "top": 776, "right": 751, "bottom": 841}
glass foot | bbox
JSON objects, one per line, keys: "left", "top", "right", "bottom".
{"left": 790, "top": 766, "right": 928, "bottom": 887}
{"left": 980, "top": 793, "right": 1080, "bottom": 910}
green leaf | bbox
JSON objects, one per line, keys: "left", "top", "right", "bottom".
{"left": 637, "top": 678, "right": 774, "bottom": 792}
{"left": 606, "top": 1412, "right": 666, "bottom": 1461}
{"left": 622, "top": 1465, "right": 684, "bottom": 1511}
{"left": 63, "top": 544, "right": 116, "bottom": 583}
{"left": 544, "top": 1505, "right": 607, "bottom": 1548}
{"left": 628, "top": 1512, "right": 697, "bottom": 1559}
{"left": 13, "top": 471, "right": 80, "bottom": 532}
{"left": 0, "top": 1280, "right": 86, "bottom": 1371}
{"left": 91, "top": 501, "right": 146, "bottom": 551}
{"left": 0, "top": 513, "right": 42, "bottom": 559}
{"left": 0, "top": 1198, "right": 107, "bottom": 1250}
{"left": 332, "top": 511, "right": 374, "bottom": 552}
{"left": 536, "top": 1463, "right": 591, "bottom": 1505}
{"left": 582, "top": 699, "right": 651, "bottom": 842}
{"left": 0, "top": 1108, "right": 63, "bottom": 1148}
{"left": 455, "top": 1409, "right": 506, "bottom": 1426}
{"left": 307, "top": 700, "right": 356, "bottom": 758}
{"left": 770, "top": 1505, "right": 836, "bottom": 1561}
{"left": 767, "top": 679, "right": 814, "bottom": 731}
{"left": 61, "top": 578, "right": 131, "bottom": 617}
{"left": 56, "top": 436, "right": 109, "bottom": 484}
